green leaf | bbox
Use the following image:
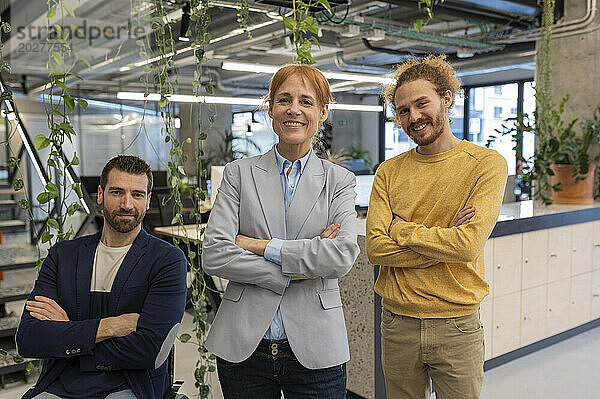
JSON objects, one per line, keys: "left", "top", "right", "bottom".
{"left": 0, "top": 89, "right": 12, "bottom": 100}
{"left": 45, "top": 182, "right": 59, "bottom": 196}
{"left": 12, "top": 178, "right": 24, "bottom": 191}
{"left": 63, "top": 4, "right": 76, "bottom": 20}
{"left": 67, "top": 202, "right": 81, "bottom": 216}
{"left": 52, "top": 24, "right": 63, "bottom": 39}
{"left": 25, "top": 361, "right": 34, "bottom": 373}
{"left": 47, "top": 218, "right": 60, "bottom": 230}
{"left": 63, "top": 95, "right": 75, "bottom": 112}
{"left": 55, "top": 81, "right": 67, "bottom": 91}
{"left": 48, "top": 109, "right": 64, "bottom": 117}
{"left": 52, "top": 52, "right": 65, "bottom": 70}
{"left": 283, "top": 16, "right": 296, "bottom": 31}
{"left": 71, "top": 153, "right": 80, "bottom": 166}
{"left": 76, "top": 98, "right": 88, "bottom": 110}
{"left": 7, "top": 156, "right": 18, "bottom": 167}
{"left": 179, "top": 333, "right": 192, "bottom": 343}
{"left": 177, "top": 165, "right": 186, "bottom": 176}
{"left": 414, "top": 19, "right": 424, "bottom": 32}
{"left": 41, "top": 231, "right": 53, "bottom": 243}
{"left": 17, "top": 199, "right": 29, "bottom": 210}
{"left": 76, "top": 53, "right": 91, "bottom": 69}
{"left": 47, "top": 6, "right": 57, "bottom": 20}
{"left": 73, "top": 182, "right": 83, "bottom": 199}
{"left": 34, "top": 134, "right": 51, "bottom": 150}
{"left": 318, "top": 0, "right": 332, "bottom": 13}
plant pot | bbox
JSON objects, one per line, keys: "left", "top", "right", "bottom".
{"left": 550, "top": 164, "right": 596, "bottom": 204}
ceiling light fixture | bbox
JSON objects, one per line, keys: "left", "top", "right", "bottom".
{"left": 221, "top": 61, "right": 394, "bottom": 85}
{"left": 117, "top": 92, "right": 383, "bottom": 112}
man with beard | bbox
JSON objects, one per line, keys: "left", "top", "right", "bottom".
{"left": 17, "top": 155, "right": 187, "bottom": 399}
{"left": 366, "top": 55, "right": 507, "bottom": 399}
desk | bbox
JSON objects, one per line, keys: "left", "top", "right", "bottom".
{"left": 153, "top": 223, "right": 207, "bottom": 242}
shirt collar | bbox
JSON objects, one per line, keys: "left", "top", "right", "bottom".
{"left": 274, "top": 145, "right": 312, "bottom": 175}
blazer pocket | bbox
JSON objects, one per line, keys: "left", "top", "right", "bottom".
{"left": 318, "top": 289, "right": 342, "bottom": 310}
{"left": 222, "top": 282, "right": 245, "bottom": 302}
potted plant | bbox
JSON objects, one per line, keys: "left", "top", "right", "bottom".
{"left": 491, "top": 97, "right": 600, "bottom": 204}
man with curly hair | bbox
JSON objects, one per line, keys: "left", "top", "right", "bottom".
{"left": 366, "top": 55, "right": 507, "bottom": 399}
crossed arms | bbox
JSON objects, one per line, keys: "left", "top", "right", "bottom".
{"left": 16, "top": 244, "right": 187, "bottom": 371}
{"left": 366, "top": 156, "right": 507, "bottom": 268}
{"left": 202, "top": 162, "right": 360, "bottom": 295}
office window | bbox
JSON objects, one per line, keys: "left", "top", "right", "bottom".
{"left": 231, "top": 111, "right": 277, "bottom": 157}
{"left": 468, "top": 84, "right": 518, "bottom": 173}
{"left": 494, "top": 107, "right": 503, "bottom": 119}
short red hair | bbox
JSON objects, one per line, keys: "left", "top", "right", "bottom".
{"left": 265, "top": 64, "right": 334, "bottom": 110}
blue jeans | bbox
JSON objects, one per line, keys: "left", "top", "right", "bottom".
{"left": 32, "top": 389, "right": 137, "bottom": 398}
{"left": 217, "top": 339, "right": 346, "bottom": 399}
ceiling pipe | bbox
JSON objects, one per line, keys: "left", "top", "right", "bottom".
{"left": 333, "top": 53, "right": 390, "bottom": 74}
{"left": 495, "top": 0, "right": 597, "bottom": 43}
{"left": 384, "top": 0, "right": 535, "bottom": 30}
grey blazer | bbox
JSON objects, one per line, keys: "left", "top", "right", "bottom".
{"left": 202, "top": 146, "right": 360, "bottom": 369}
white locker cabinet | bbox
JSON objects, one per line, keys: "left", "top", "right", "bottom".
{"left": 571, "top": 222, "right": 593, "bottom": 276}
{"left": 547, "top": 226, "right": 572, "bottom": 283}
{"left": 492, "top": 292, "right": 521, "bottom": 357}
{"left": 522, "top": 229, "right": 548, "bottom": 290}
{"left": 546, "top": 278, "right": 571, "bottom": 337}
{"left": 568, "top": 273, "right": 592, "bottom": 329}
{"left": 520, "top": 285, "right": 547, "bottom": 347}
{"left": 493, "top": 234, "right": 522, "bottom": 297}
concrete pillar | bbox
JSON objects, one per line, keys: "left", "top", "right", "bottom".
{"left": 548, "top": 0, "right": 600, "bottom": 118}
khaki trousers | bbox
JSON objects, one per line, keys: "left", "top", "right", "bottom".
{"left": 381, "top": 309, "right": 484, "bottom": 399}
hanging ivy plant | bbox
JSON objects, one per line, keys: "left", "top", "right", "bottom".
{"left": 236, "top": 0, "right": 251, "bottom": 38}
{"left": 33, "top": 0, "right": 90, "bottom": 255}
{"left": 131, "top": 0, "right": 215, "bottom": 396}
{"left": 413, "top": 0, "right": 446, "bottom": 32}
{"left": 284, "top": 0, "right": 331, "bottom": 64}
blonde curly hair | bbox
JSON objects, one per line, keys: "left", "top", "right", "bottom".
{"left": 383, "top": 55, "right": 462, "bottom": 114}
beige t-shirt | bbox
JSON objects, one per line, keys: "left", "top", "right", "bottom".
{"left": 90, "top": 241, "right": 132, "bottom": 292}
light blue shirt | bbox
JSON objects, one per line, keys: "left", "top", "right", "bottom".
{"left": 262, "top": 146, "right": 311, "bottom": 340}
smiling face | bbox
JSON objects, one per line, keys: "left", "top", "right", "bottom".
{"left": 97, "top": 169, "right": 150, "bottom": 235}
{"left": 394, "top": 78, "right": 452, "bottom": 147}
{"left": 268, "top": 73, "right": 329, "bottom": 157}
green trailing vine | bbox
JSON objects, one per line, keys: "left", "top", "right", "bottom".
{"left": 236, "top": 0, "right": 251, "bottom": 38}
{"left": 33, "top": 0, "right": 90, "bottom": 255}
{"left": 413, "top": 0, "right": 446, "bottom": 33}
{"left": 131, "top": 0, "right": 215, "bottom": 396}
{"left": 283, "top": 0, "right": 331, "bottom": 64}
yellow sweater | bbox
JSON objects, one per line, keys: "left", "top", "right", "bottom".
{"left": 366, "top": 140, "right": 507, "bottom": 318}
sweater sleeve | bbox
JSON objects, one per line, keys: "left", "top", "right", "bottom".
{"left": 388, "top": 154, "right": 507, "bottom": 263}
{"left": 365, "top": 165, "right": 440, "bottom": 268}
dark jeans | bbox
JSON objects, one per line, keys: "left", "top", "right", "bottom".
{"left": 217, "top": 339, "right": 347, "bottom": 399}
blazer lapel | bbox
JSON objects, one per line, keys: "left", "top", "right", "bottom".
{"left": 108, "top": 229, "right": 149, "bottom": 313}
{"left": 287, "top": 152, "right": 325, "bottom": 239}
{"left": 251, "top": 146, "right": 286, "bottom": 239}
{"left": 76, "top": 231, "right": 100, "bottom": 321}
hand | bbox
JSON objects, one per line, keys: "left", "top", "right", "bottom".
{"left": 320, "top": 223, "right": 340, "bottom": 239}
{"left": 96, "top": 313, "right": 140, "bottom": 343}
{"left": 451, "top": 206, "right": 475, "bottom": 227}
{"left": 26, "top": 296, "right": 69, "bottom": 321}
{"left": 389, "top": 213, "right": 406, "bottom": 233}
{"left": 235, "top": 234, "right": 269, "bottom": 256}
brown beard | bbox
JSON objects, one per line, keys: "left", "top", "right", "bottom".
{"left": 406, "top": 107, "right": 446, "bottom": 146}
{"left": 103, "top": 205, "right": 145, "bottom": 233}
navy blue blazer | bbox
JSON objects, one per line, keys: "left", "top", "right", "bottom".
{"left": 16, "top": 229, "right": 187, "bottom": 399}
